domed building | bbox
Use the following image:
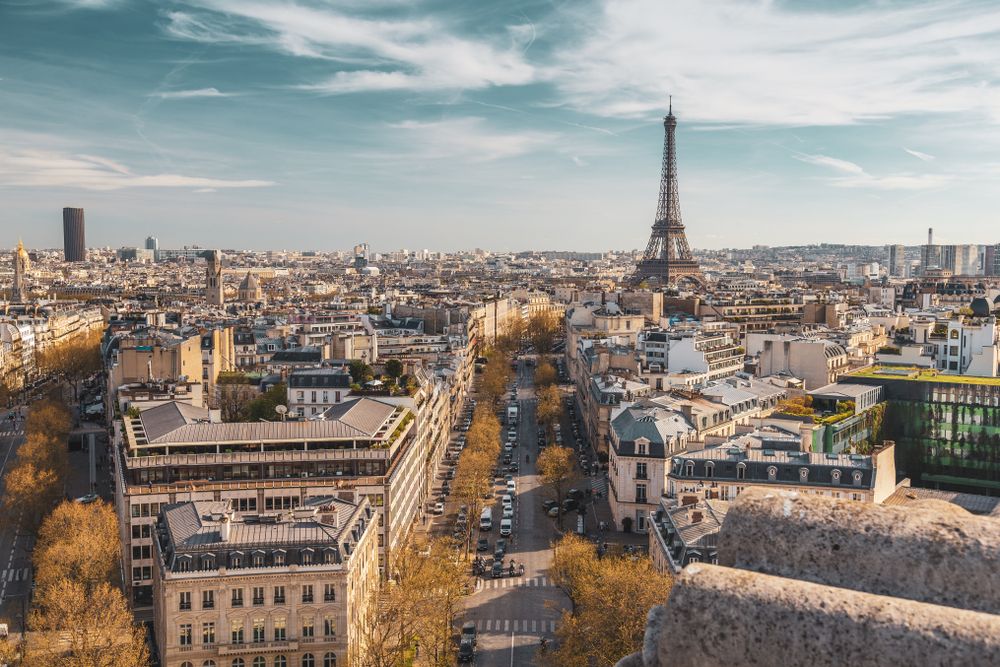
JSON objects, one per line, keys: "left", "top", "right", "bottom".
{"left": 11, "top": 238, "right": 30, "bottom": 302}
{"left": 237, "top": 271, "right": 262, "bottom": 303}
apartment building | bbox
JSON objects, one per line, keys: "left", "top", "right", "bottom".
{"left": 755, "top": 335, "right": 850, "bottom": 390}
{"left": 114, "top": 397, "right": 419, "bottom": 605}
{"left": 288, "top": 368, "right": 353, "bottom": 417}
{"left": 638, "top": 323, "right": 743, "bottom": 384}
{"left": 152, "top": 496, "right": 377, "bottom": 667}
{"left": 666, "top": 441, "right": 897, "bottom": 504}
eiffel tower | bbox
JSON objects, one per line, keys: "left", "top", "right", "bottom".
{"left": 632, "top": 100, "right": 702, "bottom": 286}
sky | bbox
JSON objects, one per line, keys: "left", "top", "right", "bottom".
{"left": 2, "top": 0, "right": 1000, "bottom": 252}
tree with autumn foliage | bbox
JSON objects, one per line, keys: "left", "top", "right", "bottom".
{"left": 542, "top": 534, "right": 672, "bottom": 667}
{"left": 537, "top": 445, "right": 576, "bottom": 528}
{"left": 35, "top": 330, "right": 102, "bottom": 401}
{"left": 527, "top": 310, "right": 561, "bottom": 356}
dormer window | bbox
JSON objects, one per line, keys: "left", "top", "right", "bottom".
{"left": 853, "top": 471, "right": 863, "bottom": 486}
{"left": 201, "top": 554, "right": 216, "bottom": 571}
{"left": 176, "top": 554, "right": 192, "bottom": 572}
{"left": 831, "top": 469, "right": 841, "bottom": 485}
{"left": 323, "top": 548, "right": 337, "bottom": 565}
{"left": 252, "top": 551, "right": 265, "bottom": 568}
{"left": 767, "top": 466, "right": 777, "bottom": 481}
{"left": 273, "top": 550, "right": 286, "bottom": 567}
{"left": 301, "top": 548, "right": 314, "bottom": 566}
{"left": 684, "top": 461, "right": 694, "bottom": 477}
{"left": 705, "top": 462, "right": 714, "bottom": 478}
{"left": 637, "top": 441, "right": 648, "bottom": 455}
{"left": 230, "top": 551, "right": 244, "bottom": 569}
{"left": 799, "top": 467, "right": 809, "bottom": 483}
{"left": 736, "top": 463, "right": 746, "bottom": 480}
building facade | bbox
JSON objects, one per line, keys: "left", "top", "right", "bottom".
{"left": 62, "top": 207, "right": 86, "bottom": 262}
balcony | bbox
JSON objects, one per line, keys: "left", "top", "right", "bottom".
{"left": 218, "top": 640, "right": 298, "bottom": 656}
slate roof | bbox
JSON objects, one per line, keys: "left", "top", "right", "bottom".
{"left": 672, "top": 446, "right": 875, "bottom": 488}
{"left": 138, "top": 401, "right": 211, "bottom": 443}
{"left": 289, "top": 368, "right": 352, "bottom": 389}
{"left": 612, "top": 405, "right": 695, "bottom": 457}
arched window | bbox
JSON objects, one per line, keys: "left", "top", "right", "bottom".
{"left": 323, "top": 653, "right": 337, "bottom": 667}
{"left": 704, "top": 462, "right": 714, "bottom": 478}
{"left": 684, "top": 461, "right": 694, "bottom": 477}
{"left": 736, "top": 463, "right": 746, "bottom": 480}
{"left": 180, "top": 663, "right": 193, "bottom": 667}
{"left": 831, "top": 469, "right": 841, "bottom": 484}
{"left": 950, "top": 329, "right": 959, "bottom": 339}
{"left": 853, "top": 471, "right": 863, "bottom": 486}
{"left": 203, "top": 661, "right": 217, "bottom": 667}
{"left": 767, "top": 466, "right": 777, "bottom": 481}
{"left": 274, "top": 657, "right": 287, "bottom": 667}
{"left": 253, "top": 658, "right": 266, "bottom": 667}
{"left": 799, "top": 467, "right": 809, "bottom": 483}
{"left": 232, "top": 660, "right": 245, "bottom": 667}
{"left": 301, "top": 655, "right": 315, "bottom": 667}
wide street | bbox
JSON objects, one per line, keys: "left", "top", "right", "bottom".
{"left": 0, "top": 409, "right": 32, "bottom": 634}
{"left": 425, "top": 358, "right": 575, "bottom": 666}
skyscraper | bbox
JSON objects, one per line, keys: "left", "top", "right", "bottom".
{"left": 145, "top": 236, "right": 159, "bottom": 251}
{"left": 888, "top": 244, "right": 906, "bottom": 277}
{"left": 62, "top": 207, "right": 86, "bottom": 262}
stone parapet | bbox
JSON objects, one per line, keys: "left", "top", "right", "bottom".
{"left": 617, "top": 487, "right": 1000, "bottom": 667}
{"left": 718, "top": 488, "right": 1000, "bottom": 614}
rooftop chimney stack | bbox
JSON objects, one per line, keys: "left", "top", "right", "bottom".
{"left": 220, "top": 515, "right": 231, "bottom": 542}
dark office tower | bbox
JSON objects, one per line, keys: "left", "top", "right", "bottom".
{"left": 62, "top": 207, "right": 86, "bottom": 262}
{"left": 145, "top": 236, "right": 159, "bottom": 251}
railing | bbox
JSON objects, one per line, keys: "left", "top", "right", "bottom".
{"left": 218, "top": 640, "right": 298, "bottom": 656}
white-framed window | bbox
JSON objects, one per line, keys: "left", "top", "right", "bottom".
{"left": 799, "top": 467, "right": 809, "bottom": 483}
{"left": 767, "top": 466, "right": 777, "bottom": 481}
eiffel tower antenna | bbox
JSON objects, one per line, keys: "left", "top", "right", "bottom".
{"left": 631, "top": 100, "right": 701, "bottom": 286}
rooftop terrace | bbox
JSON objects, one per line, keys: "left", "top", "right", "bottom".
{"left": 849, "top": 365, "right": 1000, "bottom": 386}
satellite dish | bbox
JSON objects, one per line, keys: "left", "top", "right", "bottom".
{"left": 275, "top": 405, "right": 288, "bottom": 415}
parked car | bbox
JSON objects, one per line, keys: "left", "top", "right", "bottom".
{"left": 476, "top": 538, "right": 490, "bottom": 552}
{"left": 541, "top": 500, "right": 559, "bottom": 512}
{"left": 74, "top": 493, "right": 99, "bottom": 504}
{"left": 547, "top": 506, "right": 560, "bottom": 517}
{"left": 567, "top": 488, "right": 584, "bottom": 501}
{"left": 491, "top": 561, "right": 504, "bottom": 578}
{"left": 500, "top": 518, "right": 512, "bottom": 536}
{"left": 432, "top": 502, "right": 444, "bottom": 515}
{"left": 502, "top": 505, "right": 514, "bottom": 520}
{"left": 562, "top": 498, "right": 578, "bottom": 512}
{"left": 494, "top": 538, "right": 507, "bottom": 558}
{"left": 506, "top": 480, "right": 516, "bottom": 493}
{"left": 461, "top": 621, "right": 477, "bottom": 646}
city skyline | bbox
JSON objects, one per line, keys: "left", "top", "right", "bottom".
{"left": 3, "top": 0, "right": 1000, "bottom": 251}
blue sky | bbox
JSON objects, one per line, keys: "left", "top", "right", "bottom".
{"left": 2, "top": 0, "right": 1000, "bottom": 252}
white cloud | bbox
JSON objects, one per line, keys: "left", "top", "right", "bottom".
{"left": 384, "top": 117, "right": 555, "bottom": 162}
{"left": 904, "top": 147, "right": 936, "bottom": 162}
{"left": 550, "top": 0, "right": 1000, "bottom": 125}
{"left": 164, "top": 2, "right": 535, "bottom": 93}
{"left": 0, "top": 147, "right": 273, "bottom": 191}
{"left": 571, "top": 156, "right": 588, "bottom": 167}
{"left": 151, "top": 87, "right": 231, "bottom": 99}
{"left": 795, "top": 154, "right": 866, "bottom": 176}
{"left": 795, "top": 152, "right": 949, "bottom": 191}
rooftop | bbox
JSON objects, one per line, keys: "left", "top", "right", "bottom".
{"left": 849, "top": 365, "right": 1000, "bottom": 386}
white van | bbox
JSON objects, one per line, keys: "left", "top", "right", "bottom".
{"left": 500, "top": 518, "right": 513, "bottom": 536}
{"left": 479, "top": 507, "right": 493, "bottom": 531}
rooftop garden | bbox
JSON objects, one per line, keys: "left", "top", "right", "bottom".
{"left": 850, "top": 366, "right": 1000, "bottom": 387}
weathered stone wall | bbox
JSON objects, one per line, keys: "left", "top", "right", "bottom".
{"left": 617, "top": 487, "right": 1000, "bottom": 667}
{"left": 719, "top": 488, "right": 999, "bottom": 614}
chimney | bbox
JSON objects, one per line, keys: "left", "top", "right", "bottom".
{"left": 691, "top": 510, "right": 703, "bottom": 523}
{"left": 928, "top": 227, "right": 934, "bottom": 245}
{"left": 681, "top": 494, "right": 698, "bottom": 506}
{"left": 219, "top": 515, "right": 231, "bottom": 542}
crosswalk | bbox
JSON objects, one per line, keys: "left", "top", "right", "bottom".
{"left": 1, "top": 568, "right": 29, "bottom": 583}
{"left": 590, "top": 474, "right": 608, "bottom": 498}
{"left": 475, "top": 575, "right": 552, "bottom": 591}
{"left": 471, "top": 618, "right": 557, "bottom": 634}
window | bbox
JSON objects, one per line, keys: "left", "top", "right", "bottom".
{"left": 635, "top": 462, "right": 647, "bottom": 480}
{"left": 275, "top": 658, "right": 287, "bottom": 667}
{"left": 253, "top": 618, "right": 265, "bottom": 643}
{"left": 301, "top": 549, "right": 314, "bottom": 566}
{"left": 252, "top": 552, "right": 265, "bottom": 568}
{"left": 684, "top": 461, "right": 694, "bottom": 477}
{"left": 704, "top": 462, "right": 714, "bottom": 478}
{"left": 323, "top": 654, "right": 337, "bottom": 667}
{"left": 202, "top": 590, "right": 215, "bottom": 609}
{"left": 324, "top": 616, "right": 336, "bottom": 638}
{"left": 302, "top": 584, "right": 314, "bottom": 603}
{"left": 301, "top": 655, "right": 315, "bottom": 667}
{"left": 232, "top": 660, "right": 245, "bottom": 667}
{"left": 767, "top": 466, "right": 777, "bottom": 481}
{"left": 202, "top": 554, "right": 216, "bottom": 571}
{"left": 231, "top": 619, "right": 244, "bottom": 644}
{"left": 179, "top": 592, "right": 192, "bottom": 611}
{"left": 253, "top": 659, "right": 266, "bottom": 667}
{"left": 132, "top": 545, "right": 152, "bottom": 560}
{"left": 253, "top": 587, "right": 265, "bottom": 605}
{"left": 181, "top": 663, "right": 193, "bottom": 667}
{"left": 324, "top": 584, "right": 336, "bottom": 602}
{"left": 635, "top": 484, "right": 647, "bottom": 504}
{"left": 177, "top": 555, "right": 192, "bottom": 572}
{"left": 231, "top": 553, "right": 243, "bottom": 568}
{"left": 799, "top": 467, "right": 809, "bottom": 483}
{"left": 131, "top": 524, "right": 152, "bottom": 539}
{"left": 274, "top": 617, "right": 286, "bottom": 641}
{"left": 853, "top": 471, "right": 863, "bottom": 486}
{"left": 204, "top": 662, "right": 217, "bottom": 667}
{"left": 274, "top": 550, "right": 286, "bottom": 567}
{"left": 637, "top": 442, "right": 647, "bottom": 455}
{"left": 736, "top": 463, "right": 746, "bottom": 480}
{"left": 202, "top": 622, "right": 216, "bottom": 645}
{"left": 231, "top": 588, "right": 244, "bottom": 607}
{"left": 302, "top": 617, "right": 314, "bottom": 638}
{"left": 179, "top": 624, "right": 193, "bottom": 646}
{"left": 274, "top": 586, "right": 286, "bottom": 604}
{"left": 831, "top": 469, "right": 841, "bottom": 485}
